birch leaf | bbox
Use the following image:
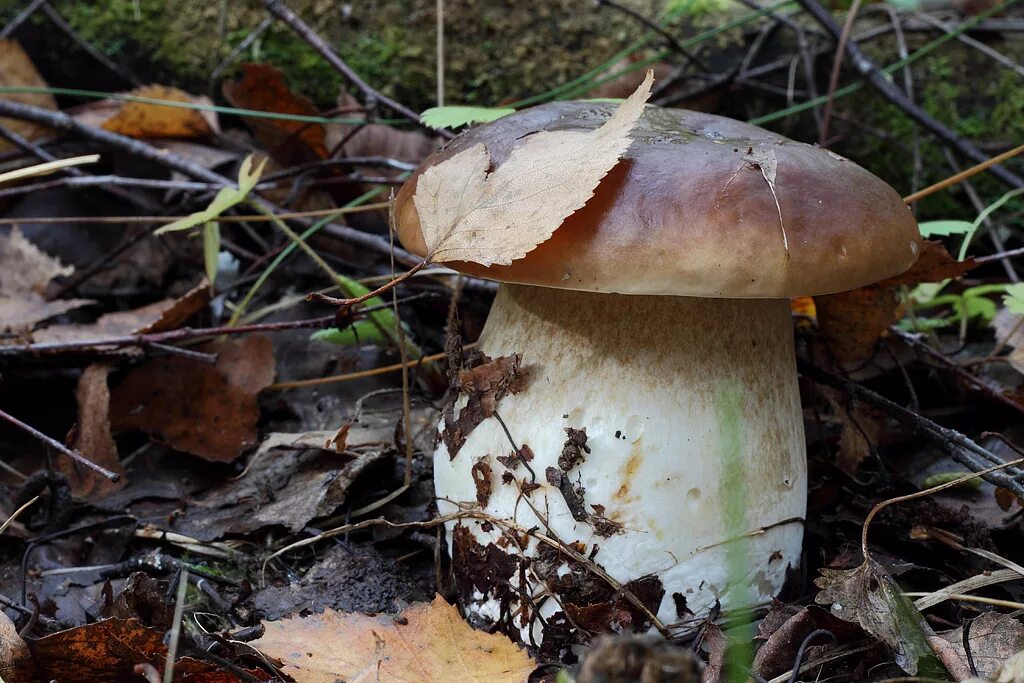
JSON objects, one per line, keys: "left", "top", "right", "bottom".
{"left": 414, "top": 70, "right": 654, "bottom": 266}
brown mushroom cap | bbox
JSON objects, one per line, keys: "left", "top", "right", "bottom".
{"left": 395, "top": 102, "right": 921, "bottom": 298}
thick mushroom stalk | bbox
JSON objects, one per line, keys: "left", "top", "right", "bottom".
{"left": 436, "top": 284, "right": 807, "bottom": 642}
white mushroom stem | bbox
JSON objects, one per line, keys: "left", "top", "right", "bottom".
{"left": 436, "top": 284, "right": 807, "bottom": 639}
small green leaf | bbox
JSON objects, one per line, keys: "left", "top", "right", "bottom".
{"left": 155, "top": 155, "right": 267, "bottom": 235}
{"left": 312, "top": 320, "right": 387, "bottom": 347}
{"left": 921, "top": 471, "right": 982, "bottom": 490}
{"left": 419, "top": 106, "right": 515, "bottom": 130}
{"left": 1004, "top": 283, "right": 1024, "bottom": 314}
{"left": 963, "top": 294, "right": 997, "bottom": 322}
{"left": 917, "top": 220, "right": 973, "bottom": 238}
{"left": 202, "top": 222, "right": 220, "bottom": 286}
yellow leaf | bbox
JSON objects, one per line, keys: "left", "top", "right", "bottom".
{"left": 100, "top": 84, "right": 216, "bottom": 139}
{"left": 253, "top": 595, "right": 535, "bottom": 683}
{"left": 414, "top": 70, "right": 654, "bottom": 266}
{"left": 0, "top": 40, "right": 56, "bottom": 152}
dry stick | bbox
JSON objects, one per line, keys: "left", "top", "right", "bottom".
{"left": 0, "top": 297, "right": 427, "bottom": 359}
{"left": 0, "top": 0, "right": 45, "bottom": 38}
{"left": 819, "top": 0, "right": 865, "bottom": 145}
{"left": 797, "top": 0, "right": 1024, "bottom": 190}
{"left": 308, "top": 259, "right": 428, "bottom": 308}
{"left": 0, "top": 99, "right": 417, "bottom": 264}
{"left": 40, "top": 1, "right": 141, "bottom": 86}
{"left": 903, "top": 141, "right": 1024, "bottom": 204}
{"left": 265, "top": 0, "right": 453, "bottom": 139}
{"left": 266, "top": 348, "right": 451, "bottom": 391}
{"left": 597, "top": 0, "right": 711, "bottom": 72}
{"left": 0, "top": 202, "right": 389, "bottom": 226}
{"left": 0, "top": 407, "right": 119, "bottom": 481}
{"left": 890, "top": 328, "right": 1024, "bottom": 415}
{"left": 861, "top": 457, "right": 1024, "bottom": 559}
{"left": 797, "top": 360, "right": 1024, "bottom": 496}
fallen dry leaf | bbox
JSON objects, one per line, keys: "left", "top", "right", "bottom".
{"left": 815, "top": 557, "right": 938, "bottom": 675}
{"left": 252, "top": 595, "right": 535, "bottom": 683}
{"left": 752, "top": 603, "right": 860, "bottom": 679}
{"left": 413, "top": 70, "right": 653, "bottom": 266}
{"left": 821, "top": 386, "right": 889, "bottom": 475}
{"left": 31, "top": 279, "right": 211, "bottom": 345}
{"left": 63, "top": 363, "right": 125, "bottom": 499}
{"left": 28, "top": 617, "right": 265, "bottom": 682}
{"left": 0, "top": 40, "right": 56, "bottom": 152}
{"left": 223, "top": 63, "right": 328, "bottom": 165}
{"left": 815, "top": 241, "right": 976, "bottom": 363}
{"left": 932, "top": 612, "right": 1024, "bottom": 681}
{"left": 109, "top": 335, "right": 275, "bottom": 462}
{"left": 171, "top": 416, "right": 407, "bottom": 541}
{"left": 98, "top": 85, "right": 217, "bottom": 139}
{"left": 0, "top": 228, "right": 92, "bottom": 334}
{"left": 326, "top": 91, "right": 437, "bottom": 165}
{"left": 0, "top": 609, "right": 35, "bottom": 682}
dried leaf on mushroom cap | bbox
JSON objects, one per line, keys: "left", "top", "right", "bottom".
{"left": 413, "top": 70, "right": 654, "bottom": 266}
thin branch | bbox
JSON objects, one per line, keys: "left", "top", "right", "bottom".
{"left": 0, "top": 99, "right": 419, "bottom": 264}
{"left": 264, "top": 0, "right": 453, "bottom": 139}
{"left": 596, "top": 0, "right": 711, "bottom": 72}
{"left": 308, "top": 260, "right": 428, "bottom": 309}
{"left": 903, "top": 141, "right": 1024, "bottom": 204}
{"left": 0, "top": 0, "right": 44, "bottom": 39}
{"left": 796, "top": 0, "right": 1024, "bottom": 190}
{"left": 0, "top": 408, "right": 120, "bottom": 481}
{"left": 797, "top": 359, "right": 1024, "bottom": 496}
{"left": 40, "top": 1, "right": 140, "bottom": 86}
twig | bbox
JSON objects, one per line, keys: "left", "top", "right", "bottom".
{"left": 913, "top": 10, "right": 1024, "bottom": 79}
{"left": 903, "top": 142, "right": 1024, "bottom": 204}
{"left": 0, "top": 408, "right": 120, "bottom": 481}
{"left": 0, "top": 202, "right": 388, "bottom": 226}
{"left": 597, "top": 0, "right": 710, "bottom": 72}
{"left": 163, "top": 568, "right": 189, "bottom": 683}
{"left": 308, "top": 260, "right": 428, "bottom": 309}
{"left": 264, "top": 0, "right": 453, "bottom": 139}
{"left": 40, "top": 1, "right": 140, "bottom": 86}
{"left": 796, "top": 0, "right": 1024, "bottom": 190}
{"left": 861, "top": 456, "right": 1024, "bottom": 558}
{"left": 891, "top": 328, "right": 1024, "bottom": 415}
{"left": 0, "top": 296, "right": 427, "bottom": 359}
{"left": 819, "top": 0, "right": 865, "bottom": 145}
{"left": 266, "top": 346, "right": 473, "bottom": 391}
{"left": 0, "top": 99, "right": 421, "bottom": 265}
{"left": 796, "top": 359, "right": 1024, "bottom": 496}
{"left": 0, "top": 0, "right": 44, "bottom": 39}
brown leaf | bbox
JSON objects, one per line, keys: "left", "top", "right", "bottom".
{"left": 0, "top": 40, "right": 56, "bottom": 152}
{"left": 110, "top": 335, "right": 275, "bottom": 461}
{"left": 98, "top": 85, "right": 217, "bottom": 139}
{"left": 575, "top": 635, "right": 702, "bottom": 683}
{"left": 0, "top": 609, "right": 35, "bottom": 682}
{"left": 815, "top": 241, "right": 976, "bottom": 364}
{"left": 815, "top": 558, "right": 937, "bottom": 675}
{"left": 63, "top": 363, "right": 125, "bottom": 499}
{"left": 31, "top": 279, "right": 211, "bottom": 345}
{"left": 326, "top": 91, "right": 436, "bottom": 165}
{"left": 171, "top": 418, "right": 404, "bottom": 541}
{"left": 932, "top": 612, "right": 1024, "bottom": 680}
{"left": 822, "top": 387, "right": 888, "bottom": 475}
{"left": 252, "top": 595, "right": 536, "bottom": 683}
{"left": 223, "top": 63, "right": 327, "bottom": 165}
{"left": 28, "top": 618, "right": 261, "bottom": 682}
{"left": 0, "top": 228, "right": 92, "bottom": 334}
{"left": 442, "top": 353, "right": 523, "bottom": 458}
{"left": 880, "top": 240, "right": 978, "bottom": 287}
{"left": 414, "top": 71, "right": 653, "bottom": 265}
{"left": 815, "top": 285, "right": 901, "bottom": 363}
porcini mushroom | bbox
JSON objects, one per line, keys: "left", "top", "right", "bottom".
{"left": 394, "top": 102, "right": 920, "bottom": 644}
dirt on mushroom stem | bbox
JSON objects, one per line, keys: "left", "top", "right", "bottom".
{"left": 434, "top": 283, "right": 808, "bottom": 649}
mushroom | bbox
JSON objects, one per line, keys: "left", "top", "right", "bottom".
{"left": 394, "top": 102, "right": 920, "bottom": 643}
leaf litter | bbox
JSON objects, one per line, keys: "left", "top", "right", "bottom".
{"left": 2, "top": 20, "right": 1024, "bottom": 683}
